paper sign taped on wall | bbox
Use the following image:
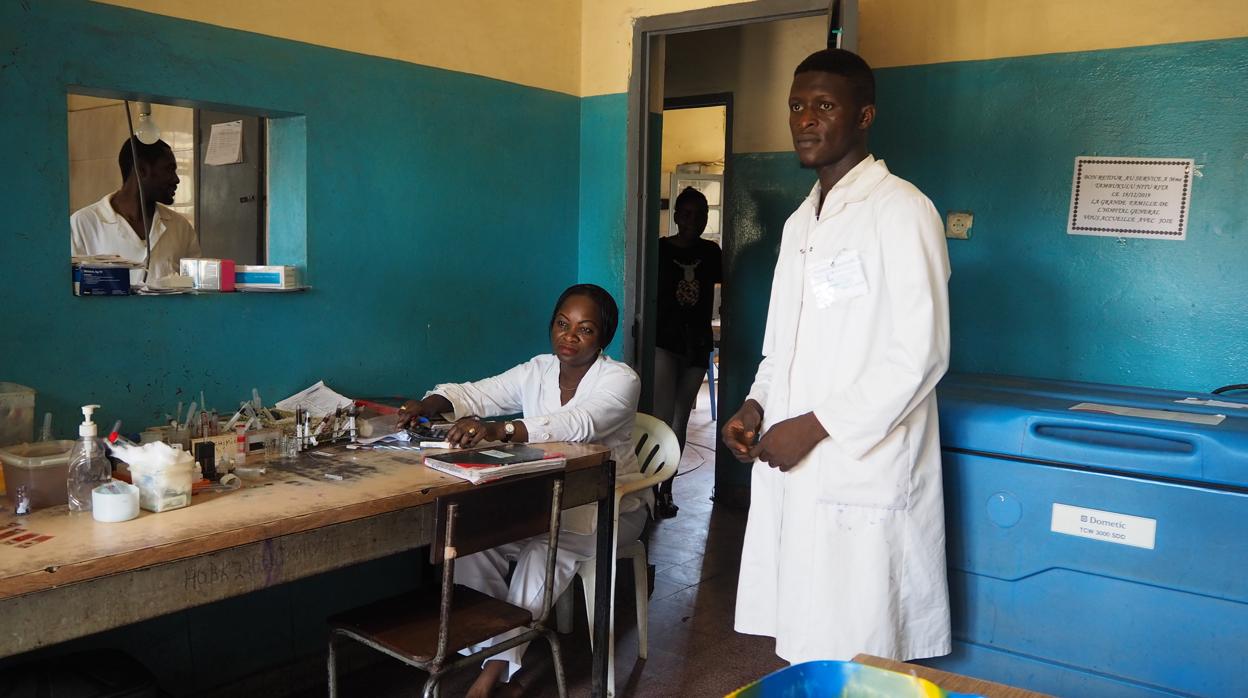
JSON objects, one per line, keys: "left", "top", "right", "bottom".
{"left": 205, "top": 120, "right": 244, "bottom": 166}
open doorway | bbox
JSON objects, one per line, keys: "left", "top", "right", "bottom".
{"left": 650, "top": 96, "right": 729, "bottom": 517}
{"left": 629, "top": 1, "right": 840, "bottom": 508}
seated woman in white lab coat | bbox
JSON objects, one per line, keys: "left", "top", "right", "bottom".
{"left": 398, "top": 283, "right": 649, "bottom": 698}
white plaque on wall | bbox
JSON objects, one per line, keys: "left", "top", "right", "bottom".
{"left": 1068, "top": 157, "right": 1193, "bottom": 240}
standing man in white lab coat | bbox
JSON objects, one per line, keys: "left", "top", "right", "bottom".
{"left": 724, "top": 48, "right": 952, "bottom": 663}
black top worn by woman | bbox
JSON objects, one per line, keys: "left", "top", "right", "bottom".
{"left": 655, "top": 235, "right": 722, "bottom": 368}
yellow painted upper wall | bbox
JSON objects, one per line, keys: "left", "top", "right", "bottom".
{"left": 660, "top": 106, "right": 726, "bottom": 173}
{"left": 581, "top": 0, "right": 754, "bottom": 96}
{"left": 97, "top": 0, "right": 1248, "bottom": 97}
{"left": 861, "top": 0, "right": 1248, "bottom": 69}
{"left": 94, "top": 0, "right": 582, "bottom": 95}
{"left": 588, "top": 0, "right": 1248, "bottom": 96}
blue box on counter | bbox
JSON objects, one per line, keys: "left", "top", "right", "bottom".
{"left": 72, "top": 265, "right": 131, "bottom": 296}
{"left": 926, "top": 374, "right": 1248, "bottom": 697}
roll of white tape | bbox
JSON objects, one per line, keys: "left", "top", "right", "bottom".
{"left": 219, "top": 473, "right": 241, "bottom": 488}
{"left": 92, "top": 480, "right": 140, "bottom": 522}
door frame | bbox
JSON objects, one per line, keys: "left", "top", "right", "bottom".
{"left": 622, "top": 0, "right": 831, "bottom": 372}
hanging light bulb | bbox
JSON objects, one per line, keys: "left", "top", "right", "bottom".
{"left": 134, "top": 101, "right": 161, "bottom": 144}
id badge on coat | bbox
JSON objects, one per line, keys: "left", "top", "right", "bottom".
{"left": 807, "top": 249, "right": 868, "bottom": 308}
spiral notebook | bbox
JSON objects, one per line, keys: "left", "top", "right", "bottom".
{"left": 422, "top": 444, "right": 566, "bottom": 484}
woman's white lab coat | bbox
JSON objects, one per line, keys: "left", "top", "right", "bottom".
{"left": 430, "top": 353, "right": 649, "bottom": 680}
{"left": 733, "top": 156, "right": 952, "bottom": 662}
{"left": 429, "top": 353, "right": 651, "bottom": 531}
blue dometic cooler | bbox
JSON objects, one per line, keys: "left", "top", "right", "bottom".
{"left": 924, "top": 374, "right": 1248, "bottom": 697}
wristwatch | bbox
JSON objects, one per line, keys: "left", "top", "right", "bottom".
{"left": 502, "top": 421, "right": 516, "bottom": 442}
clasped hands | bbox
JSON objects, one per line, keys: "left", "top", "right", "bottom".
{"left": 721, "top": 399, "right": 828, "bottom": 471}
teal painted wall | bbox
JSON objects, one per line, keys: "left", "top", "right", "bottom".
{"left": 266, "top": 116, "right": 308, "bottom": 269}
{"left": 2, "top": 0, "right": 580, "bottom": 434}
{"left": 873, "top": 38, "right": 1248, "bottom": 392}
{"left": 0, "top": 0, "right": 578, "bottom": 687}
{"left": 577, "top": 93, "right": 629, "bottom": 356}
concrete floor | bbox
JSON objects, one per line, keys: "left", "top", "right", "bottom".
{"left": 324, "top": 384, "right": 788, "bottom": 697}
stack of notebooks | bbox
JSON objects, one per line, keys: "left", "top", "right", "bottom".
{"left": 422, "top": 444, "right": 566, "bottom": 484}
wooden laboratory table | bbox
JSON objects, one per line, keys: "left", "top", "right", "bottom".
{"left": 0, "top": 442, "right": 620, "bottom": 695}
{"left": 853, "top": 654, "right": 1055, "bottom": 698}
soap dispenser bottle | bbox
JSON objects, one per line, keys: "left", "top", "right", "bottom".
{"left": 67, "top": 404, "right": 111, "bottom": 512}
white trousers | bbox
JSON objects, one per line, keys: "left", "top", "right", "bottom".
{"left": 454, "top": 507, "right": 649, "bottom": 681}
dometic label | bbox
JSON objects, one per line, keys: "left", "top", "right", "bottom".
{"left": 1051, "top": 503, "right": 1157, "bottom": 550}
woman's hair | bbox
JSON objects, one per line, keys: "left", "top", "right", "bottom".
{"left": 675, "top": 186, "right": 708, "bottom": 212}
{"left": 550, "top": 284, "right": 620, "bottom": 349}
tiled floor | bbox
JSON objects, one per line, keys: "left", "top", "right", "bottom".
{"left": 326, "top": 384, "right": 787, "bottom": 696}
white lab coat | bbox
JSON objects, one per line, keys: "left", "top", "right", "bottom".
{"left": 432, "top": 353, "right": 650, "bottom": 680}
{"left": 734, "top": 155, "right": 952, "bottom": 663}
{"left": 70, "top": 192, "right": 201, "bottom": 283}
{"left": 428, "top": 352, "right": 651, "bottom": 531}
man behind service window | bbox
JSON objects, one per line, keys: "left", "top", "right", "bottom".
{"left": 724, "top": 48, "right": 952, "bottom": 663}
{"left": 70, "top": 137, "right": 200, "bottom": 282}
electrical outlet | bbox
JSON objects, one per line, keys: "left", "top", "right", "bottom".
{"left": 946, "top": 211, "right": 973, "bottom": 239}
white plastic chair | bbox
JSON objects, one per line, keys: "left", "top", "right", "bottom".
{"left": 555, "top": 412, "right": 680, "bottom": 696}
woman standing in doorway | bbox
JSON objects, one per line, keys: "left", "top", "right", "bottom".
{"left": 653, "top": 186, "right": 722, "bottom": 518}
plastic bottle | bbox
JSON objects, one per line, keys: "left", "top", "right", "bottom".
{"left": 67, "top": 404, "right": 111, "bottom": 512}
{"left": 234, "top": 424, "right": 247, "bottom": 467}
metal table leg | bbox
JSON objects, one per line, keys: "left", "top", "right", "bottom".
{"left": 591, "top": 461, "right": 617, "bottom": 697}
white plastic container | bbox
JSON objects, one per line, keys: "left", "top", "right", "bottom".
{"left": 0, "top": 383, "right": 35, "bottom": 447}
{"left": 115, "top": 442, "right": 194, "bottom": 513}
{"left": 0, "top": 440, "right": 75, "bottom": 511}
{"left": 92, "top": 480, "right": 140, "bottom": 522}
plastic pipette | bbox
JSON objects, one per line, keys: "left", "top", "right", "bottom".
{"left": 223, "top": 402, "right": 246, "bottom": 431}
{"left": 107, "top": 420, "right": 138, "bottom": 449}
{"left": 238, "top": 402, "right": 260, "bottom": 431}
{"left": 38, "top": 412, "right": 53, "bottom": 441}
{"left": 183, "top": 402, "right": 198, "bottom": 431}
{"left": 252, "top": 389, "right": 278, "bottom": 423}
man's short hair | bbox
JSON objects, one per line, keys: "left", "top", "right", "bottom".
{"left": 118, "top": 137, "right": 172, "bottom": 181}
{"left": 794, "top": 48, "right": 876, "bottom": 107}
